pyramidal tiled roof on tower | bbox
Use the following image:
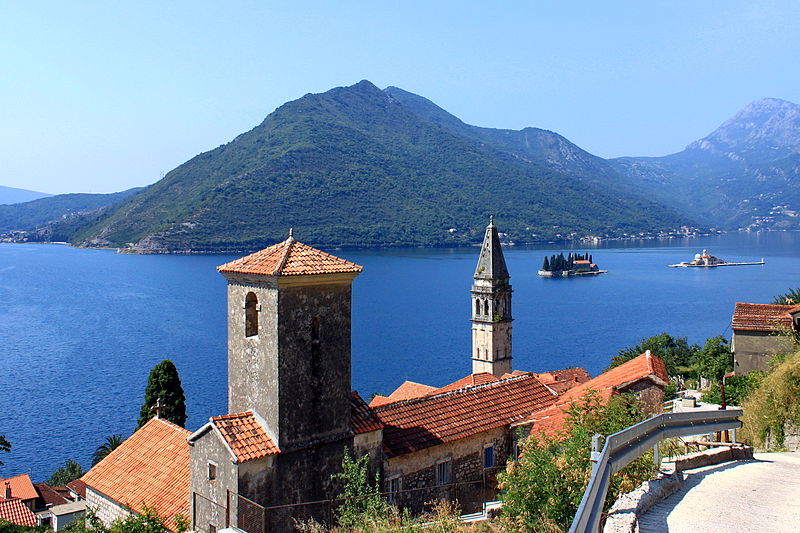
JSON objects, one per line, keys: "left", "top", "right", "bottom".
{"left": 217, "top": 231, "right": 363, "bottom": 277}
{"left": 473, "top": 216, "right": 509, "bottom": 280}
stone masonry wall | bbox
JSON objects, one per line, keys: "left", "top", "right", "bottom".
{"left": 384, "top": 428, "right": 509, "bottom": 514}
{"left": 189, "top": 429, "right": 239, "bottom": 532}
{"left": 732, "top": 331, "right": 795, "bottom": 374}
{"left": 85, "top": 487, "right": 131, "bottom": 529}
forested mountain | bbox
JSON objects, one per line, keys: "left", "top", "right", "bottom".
{"left": 0, "top": 188, "right": 143, "bottom": 240}
{"left": 611, "top": 98, "right": 800, "bottom": 230}
{"left": 63, "top": 81, "right": 689, "bottom": 252}
{"left": 0, "top": 185, "right": 52, "bottom": 205}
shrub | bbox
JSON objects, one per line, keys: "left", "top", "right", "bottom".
{"left": 741, "top": 350, "right": 800, "bottom": 448}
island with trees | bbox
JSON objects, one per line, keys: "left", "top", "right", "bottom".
{"left": 538, "top": 252, "right": 607, "bottom": 277}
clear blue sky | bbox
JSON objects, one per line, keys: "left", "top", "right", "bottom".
{"left": 2, "top": 1, "right": 799, "bottom": 194}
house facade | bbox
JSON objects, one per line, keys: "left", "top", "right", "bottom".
{"left": 731, "top": 302, "right": 800, "bottom": 373}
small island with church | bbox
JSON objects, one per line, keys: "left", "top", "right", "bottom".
{"left": 667, "top": 249, "right": 765, "bottom": 268}
{"left": 538, "top": 252, "right": 607, "bottom": 277}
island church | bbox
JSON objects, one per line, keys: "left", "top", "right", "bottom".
{"left": 79, "top": 219, "right": 669, "bottom": 533}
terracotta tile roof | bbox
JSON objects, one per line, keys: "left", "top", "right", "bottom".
{"left": 369, "top": 381, "right": 438, "bottom": 407}
{"left": 0, "top": 474, "right": 38, "bottom": 502}
{"left": 731, "top": 302, "right": 800, "bottom": 332}
{"left": 521, "top": 388, "right": 616, "bottom": 438}
{"left": 211, "top": 412, "right": 280, "bottom": 462}
{"left": 373, "top": 374, "right": 557, "bottom": 457}
{"left": 34, "top": 483, "right": 69, "bottom": 506}
{"left": 558, "top": 352, "right": 669, "bottom": 404}
{"left": 217, "top": 236, "right": 362, "bottom": 277}
{"left": 0, "top": 498, "right": 37, "bottom": 527}
{"left": 435, "top": 373, "right": 501, "bottom": 394}
{"left": 66, "top": 479, "right": 86, "bottom": 499}
{"left": 81, "top": 418, "right": 190, "bottom": 532}
{"left": 534, "top": 367, "right": 591, "bottom": 393}
{"left": 351, "top": 392, "right": 383, "bottom": 434}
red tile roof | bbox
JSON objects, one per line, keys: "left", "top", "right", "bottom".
{"left": 521, "top": 388, "right": 616, "bottom": 438}
{"left": 351, "top": 392, "right": 383, "bottom": 434}
{"left": 557, "top": 352, "right": 668, "bottom": 404}
{"left": 534, "top": 367, "right": 592, "bottom": 393}
{"left": 81, "top": 418, "right": 190, "bottom": 532}
{"left": 217, "top": 236, "right": 362, "bottom": 277}
{"left": 0, "top": 498, "right": 37, "bottom": 527}
{"left": 66, "top": 479, "right": 86, "bottom": 499}
{"left": 731, "top": 302, "right": 800, "bottom": 332}
{"left": 0, "top": 474, "right": 38, "bottom": 502}
{"left": 373, "top": 374, "right": 557, "bottom": 457}
{"left": 435, "top": 373, "right": 501, "bottom": 394}
{"left": 34, "top": 483, "right": 69, "bottom": 507}
{"left": 211, "top": 412, "right": 280, "bottom": 462}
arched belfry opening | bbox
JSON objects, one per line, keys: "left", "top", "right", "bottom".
{"left": 245, "top": 292, "right": 258, "bottom": 337}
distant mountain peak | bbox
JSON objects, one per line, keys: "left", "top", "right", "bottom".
{"left": 687, "top": 97, "right": 800, "bottom": 157}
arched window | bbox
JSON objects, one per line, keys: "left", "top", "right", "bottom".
{"left": 311, "top": 317, "right": 321, "bottom": 343}
{"left": 475, "top": 299, "right": 481, "bottom": 315}
{"left": 245, "top": 292, "right": 258, "bottom": 337}
{"left": 484, "top": 299, "right": 489, "bottom": 316}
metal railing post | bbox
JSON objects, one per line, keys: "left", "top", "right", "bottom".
{"left": 653, "top": 442, "right": 660, "bottom": 468}
{"left": 590, "top": 434, "right": 602, "bottom": 469}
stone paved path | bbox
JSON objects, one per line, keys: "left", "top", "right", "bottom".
{"left": 638, "top": 452, "right": 800, "bottom": 532}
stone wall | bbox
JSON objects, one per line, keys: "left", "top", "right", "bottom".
{"left": 85, "top": 487, "right": 131, "bottom": 529}
{"left": 189, "top": 428, "right": 239, "bottom": 532}
{"left": 384, "top": 427, "right": 509, "bottom": 514}
{"left": 732, "top": 330, "right": 795, "bottom": 374}
{"left": 620, "top": 380, "right": 665, "bottom": 414}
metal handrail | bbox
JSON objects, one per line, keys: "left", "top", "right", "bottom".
{"left": 568, "top": 409, "right": 743, "bottom": 533}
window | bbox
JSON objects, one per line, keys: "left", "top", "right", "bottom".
{"left": 387, "top": 476, "right": 402, "bottom": 503}
{"left": 245, "top": 292, "right": 258, "bottom": 337}
{"left": 475, "top": 299, "right": 481, "bottom": 315}
{"left": 435, "top": 460, "right": 451, "bottom": 485}
{"left": 311, "top": 316, "right": 320, "bottom": 343}
{"left": 207, "top": 461, "right": 217, "bottom": 481}
{"left": 483, "top": 299, "right": 489, "bottom": 315}
{"left": 484, "top": 446, "right": 495, "bottom": 468}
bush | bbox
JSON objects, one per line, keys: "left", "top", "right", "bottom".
{"left": 701, "top": 372, "right": 764, "bottom": 406}
{"left": 741, "top": 350, "right": 800, "bottom": 448}
{"left": 499, "top": 393, "right": 655, "bottom": 532}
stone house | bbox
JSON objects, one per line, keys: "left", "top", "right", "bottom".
{"left": 0, "top": 474, "right": 38, "bottom": 510}
{"left": 731, "top": 302, "right": 800, "bottom": 374}
{"left": 80, "top": 417, "right": 191, "bottom": 532}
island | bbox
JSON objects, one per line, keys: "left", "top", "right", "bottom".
{"left": 668, "top": 249, "right": 765, "bottom": 268}
{"left": 538, "top": 252, "right": 607, "bottom": 277}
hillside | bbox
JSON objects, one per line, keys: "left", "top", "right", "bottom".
{"left": 0, "top": 188, "right": 143, "bottom": 241}
{"left": 67, "top": 81, "right": 689, "bottom": 252}
{"left": 611, "top": 98, "right": 800, "bottom": 230}
{"left": 0, "top": 185, "right": 52, "bottom": 205}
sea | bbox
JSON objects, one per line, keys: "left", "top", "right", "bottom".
{"left": 1, "top": 231, "right": 799, "bottom": 481}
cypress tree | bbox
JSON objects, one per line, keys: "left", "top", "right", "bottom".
{"left": 138, "top": 359, "right": 187, "bottom": 428}
{"left": 589, "top": 254, "right": 593, "bottom": 263}
{"left": 543, "top": 256, "right": 550, "bottom": 271}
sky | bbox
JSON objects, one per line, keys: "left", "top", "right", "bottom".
{"left": 2, "top": 1, "right": 799, "bottom": 194}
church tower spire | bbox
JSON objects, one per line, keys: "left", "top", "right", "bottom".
{"left": 471, "top": 216, "right": 513, "bottom": 376}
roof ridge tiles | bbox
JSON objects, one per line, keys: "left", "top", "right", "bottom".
{"left": 373, "top": 373, "right": 546, "bottom": 411}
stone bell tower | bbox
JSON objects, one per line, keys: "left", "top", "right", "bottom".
{"left": 471, "top": 217, "right": 513, "bottom": 376}
{"left": 216, "top": 230, "right": 362, "bottom": 450}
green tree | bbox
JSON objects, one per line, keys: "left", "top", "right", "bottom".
{"left": 694, "top": 336, "right": 733, "bottom": 382}
{"left": 542, "top": 256, "right": 550, "bottom": 271}
{"left": 47, "top": 459, "right": 84, "bottom": 486}
{"left": 499, "top": 393, "right": 655, "bottom": 532}
{"left": 608, "top": 333, "right": 699, "bottom": 377}
{"left": 332, "top": 449, "right": 388, "bottom": 529}
{"left": 772, "top": 287, "right": 800, "bottom": 305}
{"left": 0, "top": 435, "right": 9, "bottom": 466}
{"left": 137, "top": 360, "right": 187, "bottom": 429}
{"left": 92, "top": 435, "right": 124, "bottom": 466}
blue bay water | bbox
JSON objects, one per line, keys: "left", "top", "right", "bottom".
{"left": 1, "top": 232, "right": 799, "bottom": 481}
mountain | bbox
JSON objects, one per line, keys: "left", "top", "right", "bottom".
{"left": 0, "top": 185, "right": 52, "bottom": 205}
{"left": 63, "top": 81, "right": 689, "bottom": 252}
{"left": 384, "top": 86, "right": 623, "bottom": 187}
{"left": 0, "top": 188, "right": 144, "bottom": 241}
{"left": 611, "top": 98, "right": 800, "bottom": 230}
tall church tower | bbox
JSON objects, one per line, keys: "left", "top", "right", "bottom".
{"left": 216, "top": 230, "right": 362, "bottom": 450}
{"left": 471, "top": 217, "right": 513, "bottom": 376}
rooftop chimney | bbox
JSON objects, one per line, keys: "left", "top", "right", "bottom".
{"left": 4, "top": 481, "right": 10, "bottom": 499}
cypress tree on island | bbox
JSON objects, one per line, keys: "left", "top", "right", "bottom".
{"left": 138, "top": 360, "right": 187, "bottom": 428}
